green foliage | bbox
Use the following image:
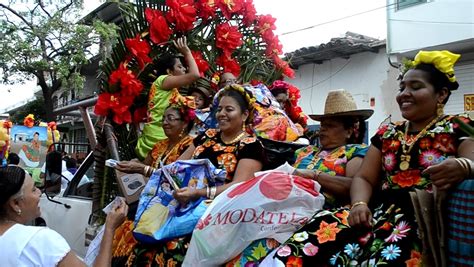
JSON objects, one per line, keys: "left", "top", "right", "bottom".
{"left": 0, "top": 0, "right": 118, "bottom": 118}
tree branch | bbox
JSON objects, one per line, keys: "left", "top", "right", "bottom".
{"left": 0, "top": 3, "right": 34, "bottom": 30}
{"left": 38, "top": 0, "right": 52, "bottom": 18}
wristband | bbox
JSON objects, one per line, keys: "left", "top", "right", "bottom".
{"left": 351, "top": 201, "right": 368, "bottom": 210}
{"left": 210, "top": 186, "right": 217, "bottom": 200}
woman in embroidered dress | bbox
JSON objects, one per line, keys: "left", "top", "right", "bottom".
{"left": 271, "top": 50, "right": 474, "bottom": 266}
{"left": 135, "top": 36, "right": 200, "bottom": 160}
{"left": 0, "top": 166, "right": 127, "bottom": 267}
{"left": 112, "top": 84, "right": 265, "bottom": 266}
{"left": 227, "top": 89, "right": 373, "bottom": 266}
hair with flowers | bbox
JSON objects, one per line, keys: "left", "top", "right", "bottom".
{"left": 217, "top": 84, "right": 256, "bottom": 111}
{"left": 168, "top": 94, "right": 197, "bottom": 123}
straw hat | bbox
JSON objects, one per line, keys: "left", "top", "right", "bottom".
{"left": 309, "top": 89, "right": 374, "bottom": 121}
{"left": 189, "top": 86, "right": 213, "bottom": 98}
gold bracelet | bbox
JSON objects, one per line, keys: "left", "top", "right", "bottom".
{"left": 454, "top": 158, "right": 470, "bottom": 177}
{"left": 351, "top": 201, "right": 368, "bottom": 210}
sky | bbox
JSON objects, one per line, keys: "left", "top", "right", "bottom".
{"left": 1, "top": 0, "right": 387, "bottom": 112}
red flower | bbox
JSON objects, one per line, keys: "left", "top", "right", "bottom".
{"left": 216, "top": 54, "right": 241, "bottom": 76}
{"left": 196, "top": 0, "right": 217, "bottom": 21}
{"left": 145, "top": 8, "right": 172, "bottom": 44}
{"left": 94, "top": 91, "right": 134, "bottom": 125}
{"left": 240, "top": 0, "right": 257, "bottom": 26}
{"left": 191, "top": 50, "right": 210, "bottom": 76}
{"left": 376, "top": 124, "right": 389, "bottom": 135}
{"left": 108, "top": 63, "right": 144, "bottom": 98}
{"left": 125, "top": 35, "right": 152, "bottom": 69}
{"left": 23, "top": 114, "right": 35, "bottom": 128}
{"left": 47, "top": 121, "right": 57, "bottom": 131}
{"left": 255, "top": 14, "right": 277, "bottom": 41}
{"left": 217, "top": 0, "right": 243, "bottom": 20}
{"left": 215, "top": 22, "right": 243, "bottom": 56}
{"left": 382, "top": 139, "right": 400, "bottom": 153}
{"left": 392, "top": 169, "right": 421, "bottom": 188}
{"left": 3, "top": 120, "right": 12, "bottom": 129}
{"left": 265, "top": 35, "right": 283, "bottom": 57}
{"left": 165, "top": 0, "right": 197, "bottom": 32}
{"left": 418, "top": 137, "right": 431, "bottom": 150}
{"left": 272, "top": 55, "right": 295, "bottom": 78}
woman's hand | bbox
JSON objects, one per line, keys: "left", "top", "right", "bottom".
{"left": 422, "top": 158, "right": 466, "bottom": 190}
{"left": 348, "top": 204, "right": 372, "bottom": 228}
{"left": 173, "top": 187, "right": 201, "bottom": 205}
{"left": 294, "top": 169, "right": 317, "bottom": 180}
{"left": 115, "top": 160, "right": 146, "bottom": 175}
{"left": 173, "top": 36, "right": 190, "bottom": 55}
{"left": 105, "top": 199, "right": 128, "bottom": 231}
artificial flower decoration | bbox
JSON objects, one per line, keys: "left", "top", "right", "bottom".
{"left": 412, "top": 50, "right": 461, "bottom": 83}
{"left": 215, "top": 22, "right": 243, "bottom": 56}
{"left": 165, "top": 0, "right": 197, "bottom": 32}
{"left": 255, "top": 14, "right": 277, "bottom": 41}
{"left": 125, "top": 35, "right": 152, "bottom": 69}
{"left": 108, "top": 63, "right": 144, "bottom": 97}
{"left": 265, "top": 35, "right": 283, "bottom": 57}
{"left": 240, "top": 0, "right": 257, "bottom": 26}
{"left": 273, "top": 55, "right": 295, "bottom": 78}
{"left": 46, "top": 121, "right": 61, "bottom": 148}
{"left": 196, "top": 0, "right": 217, "bottom": 21}
{"left": 216, "top": 54, "right": 241, "bottom": 76}
{"left": 23, "top": 114, "right": 35, "bottom": 128}
{"left": 191, "top": 50, "right": 210, "bottom": 76}
{"left": 217, "top": 0, "right": 243, "bottom": 20}
{"left": 169, "top": 94, "right": 197, "bottom": 122}
{"left": 145, "top": 8, "right": 172, "bottom": 44}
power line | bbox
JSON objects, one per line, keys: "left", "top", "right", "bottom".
{"left": 389, "top": 18, "right": 474, "bottom": 25}
{"left": 281, "top": 2, "right": 397, "bottom": 36}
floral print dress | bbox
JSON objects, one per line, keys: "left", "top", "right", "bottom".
{"left": 226, "top": 144, "right": 368, "bottom": 266}
{"left": 113, "top": 129, "right": 265, "bottom": 267}
{"left": 272, "top": 114, "right": 473, "bottom": 266}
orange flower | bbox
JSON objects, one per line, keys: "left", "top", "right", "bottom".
{"left": 405, "top": 250, "right": 422, "bottom": 267}
{"left": 286, "top": 255, "right": 303, "bottom": 267}
{"left": 166, "top": 239, "right": 178, "bottom": 250}
{"left": 433, "top": 133, "right": 455, "bottom": 153}
{"left": 418, "top": 137, "right": 431, "bottom": 150}
{"left": 335, "top": 210, "right": 349, "bottom": 226}
{"left": 382, "top": 139, "right": 400, "bottom": 152}
{"left": 23, "top": 114, "right": 35, "bottom": 127}
{"left": 315, "top": 221, "right": 341, "bottom": 243}
{"left": 392, "top": 170, "right": 421, "bottom": 188}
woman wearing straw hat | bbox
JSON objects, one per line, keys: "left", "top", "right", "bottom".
{"left": 228, "top": 89, "right": 373, "bottom": 266}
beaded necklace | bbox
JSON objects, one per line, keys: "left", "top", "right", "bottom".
{"left": 221, "top": 131, "right": 246, "bottom": 145}
{"left": 399, "top": 114, "right": 444, "bottom": 171}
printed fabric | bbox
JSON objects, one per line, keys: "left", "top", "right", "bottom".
{"left": 271, "top": 114, "right": 473, "bottom": 266}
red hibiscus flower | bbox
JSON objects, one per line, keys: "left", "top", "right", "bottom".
{"left": 196, "top": 0, "right": 217, "bottom": 21}
{"left": 165, "top": 0, "right": 197, "bottom": 32}
{"left": 240, "top": 0, "right": 257, "bottom": 26}
{"left": 125, "top": 35, "right": 152, "bottom": 69}
{"left": 286, "top": 255, "right": 303, "bottom": 267}
{"left": 216, "top": 54, "right": 241, "bottom": 76}
{"left": 433, "top": 133, "right": 455, "bottom": 153}
{"left": 145, "top": 8, "right": 172, "bottom": 44}
{"left": 255, "top": 14, "right": 277, "bottom": 41}
{"left": 392, "top": 169, "right": 421, "bottom": 188}
{"left": 108, "top": 63, "right": 144, "bottom": 98}
{"left": 215, "top": 22, "right": 243, "bottom": 56}
{"left": 217, "top": 0, "right": 243, "bottom": 20}
{"left": 191, "top": 50, "right": 210, "bottom": 76}
{"left": 95, "top": 90, "right": 135, "bottom": 125}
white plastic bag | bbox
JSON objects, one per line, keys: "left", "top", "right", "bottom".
{"left": 183, "top": 171, "right": 325, "bottom": 267}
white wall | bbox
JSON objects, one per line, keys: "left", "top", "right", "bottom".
{"left": 387, "top": 0, "right": 474, "bottom": 54}
{"left": 288, "top": 48, "right": 401, "bottom": 140}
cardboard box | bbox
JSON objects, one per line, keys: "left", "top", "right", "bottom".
{"left": 115, "top": 170, "right": 146, "bottom": 204}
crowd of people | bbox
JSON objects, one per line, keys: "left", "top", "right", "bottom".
{"left": 0, "top": 37, "right": 473, "bottom": 267}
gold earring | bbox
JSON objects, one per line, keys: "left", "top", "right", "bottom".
{"left": 437, "top": 103, "right": 444, "bottom": 116}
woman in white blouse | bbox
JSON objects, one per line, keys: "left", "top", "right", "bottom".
{"left": 0, "top": 165, "right": 127, "bottom": 267}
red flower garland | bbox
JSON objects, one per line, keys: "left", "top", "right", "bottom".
{"left": 165, "top": 0, "right": 197, "bottom": 32}
{"left": 216, "top": 54, "right": 241, "bottom": 76}
{"left": 196, "top": 0, "right": 217, "bottom": 21}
